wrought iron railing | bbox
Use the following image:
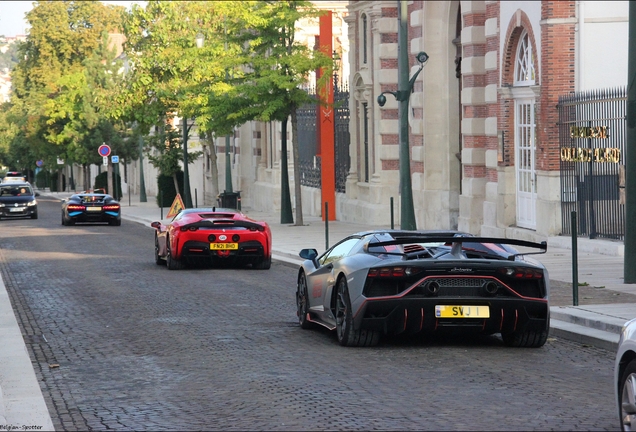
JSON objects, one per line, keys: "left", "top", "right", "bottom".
{"left": 557, "top": 87, "right": 626, "bottom": 240}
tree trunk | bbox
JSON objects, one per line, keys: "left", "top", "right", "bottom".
{"left": 291, "top": 107, "right": 304, "bottom": 226}
{"left": 207, "top": 135, "right": 220, "bottom": 205}
{"left": 57, "top": 167, "right": 63, "bottom": 192}
{"left": 172, "top": 173, "right": 180, "bottom": 199}
{"left": 107, "top": 162, "right": 113, "bottom": 196}
{"left": 280, "top": 116, "right": 294, "bottom": 224}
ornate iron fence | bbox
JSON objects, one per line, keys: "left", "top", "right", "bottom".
{"left": 296, "top": 84, "right": 350, "bottom": 192}
{"left": 557, "top": 88, "right": 626, "bottom": 240}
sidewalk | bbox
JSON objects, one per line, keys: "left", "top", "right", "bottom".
{"left": 1, "top": 190, "right": 635, "bottom": 430}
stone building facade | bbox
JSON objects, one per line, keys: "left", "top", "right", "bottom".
{"left": 107, "top": 1, "right": 629, "bottom": 243}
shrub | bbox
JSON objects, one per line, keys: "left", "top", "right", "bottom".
{"left": 50, "top": 172, "right": 66, "bottom": 192}
{"left": 94, "top": 171, "right": 122, "bottom": 198}
{"left": 35, "top": 170, "right": 52, "bottom": 189}
{"left": 156, "top": 171, "right": 184, "bottom": 207}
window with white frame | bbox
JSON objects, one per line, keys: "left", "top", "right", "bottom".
{"left": 514, "top": 31, "right": 535, "bottom": 86}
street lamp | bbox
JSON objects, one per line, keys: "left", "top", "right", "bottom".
{"left": 377, "top": 14, "right": 429, "bottom": 231}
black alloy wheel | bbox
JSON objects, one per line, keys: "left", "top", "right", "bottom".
{"left": 335, "top": 277, "right": 380, "bottom": 347}
{"left": 296, "top": 272, "right": 312, "bottom": 329}
{"left": 154, "top": 234, "right": 165, "bottom": 266}
{"left": 166, "top": 237, "right": 184, "bottom": 270}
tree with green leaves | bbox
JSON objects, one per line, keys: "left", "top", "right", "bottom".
{"left": 222, "top": 1, "right": 333, "bottom": 225}
{"left": 7, "top": 1, "right": 130, "bottom": 189}
{"left": 121, "top": 0, "right": 233, "bottom": 202}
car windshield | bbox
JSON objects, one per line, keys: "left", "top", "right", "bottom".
{"left": 0, "top": 184, "right": 34, "bottom": 197}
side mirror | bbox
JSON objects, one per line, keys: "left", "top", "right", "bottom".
{"left": 299, "top": 248, "right": 318, "bottom": 261}
{"left": 35, "top": 192, "right": 40, "bottom": 197}
{"left": 150, "top": 221, "right": 162, "bottom": 229}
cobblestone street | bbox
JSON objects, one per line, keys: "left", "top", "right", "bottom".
{"left": 0, "top": 198, "right": 622, "bottom": 431}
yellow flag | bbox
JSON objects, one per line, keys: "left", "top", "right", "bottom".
{"left": 166, "top": 193, "right": 185, "bottom": 218}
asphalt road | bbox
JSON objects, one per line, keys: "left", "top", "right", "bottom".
{"left": 0, "top": 196, "right": 621, "bottom": 431}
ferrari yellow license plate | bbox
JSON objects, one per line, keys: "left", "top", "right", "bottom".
{"left": 210, "top": 243, "right": 238, "bottom": 250}
{"left": 435, "top": 305, "right": 490, "bottom": 318}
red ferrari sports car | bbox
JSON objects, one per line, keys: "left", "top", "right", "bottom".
{"left": 151, "top": 207, "right": 272, "bottom": 270}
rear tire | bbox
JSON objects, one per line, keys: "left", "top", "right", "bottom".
{"left": 619, "top": 358, "right": 636, "bottom": 432}
{"left": 254, "top": 256, "right": 271, "bottom": 270}
{"left": 501, "top": 328, "right": 548, "bottom": 348}
{"left": 335, "top": 277, "right": 380, "bottom": 347}
{"left": 31, "top": 213, "right": 38, "bottom": 219}
{"left": 296, "top": 272, "right": 312, "bottom": 329}
{"left": 109, "top": 218, "right": 121, "bottom": 226}
{"left": 154, "top": 235, "right": 165, "bottom": 266}
{"left": 166, "top": 237, "right": 184, "bottom": 270}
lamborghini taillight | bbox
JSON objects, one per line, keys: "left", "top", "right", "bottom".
{"left": 498, "top": 267, "right": 543, "bottom": 279}
{"left": 367, "top": 267, "right": 423, "bottom": 278}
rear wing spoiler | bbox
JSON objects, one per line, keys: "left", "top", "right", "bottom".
{"left": 369, "top": 235, "right": 547, "bottom": 261}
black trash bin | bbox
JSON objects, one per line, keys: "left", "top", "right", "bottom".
{"left": 218, "top": 191, "right": 241, "bottom": 210}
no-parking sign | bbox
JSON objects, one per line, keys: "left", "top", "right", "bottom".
{"left": 98, "top": 144, "right": 111, "bottom": 157}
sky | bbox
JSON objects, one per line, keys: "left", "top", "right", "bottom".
{"left": 0, "top": 1, "right": 145, "bottom": 37}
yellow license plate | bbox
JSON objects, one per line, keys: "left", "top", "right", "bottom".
{"left": 86, "top": 207, "right": 102, "bottom": 212}
{"left": 210, "top": 243, "right": 238, "bottom": 250}
{"left": 435, "top": 305, "right": 490, "bottom": 318}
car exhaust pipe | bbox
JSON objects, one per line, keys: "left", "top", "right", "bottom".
{"left": 482, "top": 281, "right": 498, "bottom": 296}
{"left": 424, "top": 281, "right": 439, "bottom": 297}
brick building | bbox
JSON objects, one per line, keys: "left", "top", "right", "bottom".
{"left": 338, "top": 0, "right": 629, "bottom": 240}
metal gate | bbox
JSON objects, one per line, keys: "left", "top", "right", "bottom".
{"left": 297, "top": 84, "right": 350, "bottom": 193}
{"left": 557, "top": 88, "right": 626, "bottom": 240}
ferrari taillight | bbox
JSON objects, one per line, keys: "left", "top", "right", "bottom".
{"left": 103, "top": 204, "right": 120, "bottom": 211}
{"left": 67, "top": 204, "right": 85, "bottom": 211}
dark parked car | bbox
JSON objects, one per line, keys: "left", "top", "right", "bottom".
{"left": 296, "top": 230, "right": 549, "bottom": 347}
{"left": 0, "top": 182, "right": 38, "bottom": 219}
{"left": 61, "top": 193, "right": 121, "bottom": 226}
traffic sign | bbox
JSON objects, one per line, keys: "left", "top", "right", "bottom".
{"left": 98, "top": 144, "right": 111, "bottom": 157}
{"left": 111, "top": 155, "right": 119, "bottom": 164}
{"left": 103, "top": 156, "right": 108, "bottom": 166}
{"left": 36, "top": 160, "right": 43, "bottom": 167}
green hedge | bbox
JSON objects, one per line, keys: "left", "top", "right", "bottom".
{"left": 156, "top": 171, "right": 184, "bottom": 208}
{"left": 49, "top": 172, "right": 66, "bottom": 192}
{"left": 35, "top": 170, "right": 52, "bottom": 189}
{"left": 94, "top": 171, "right": 122, "bottom": 199}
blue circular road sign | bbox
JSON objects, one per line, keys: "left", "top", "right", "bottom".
{"left": 98, "top": 144, "right": 111, "bottom": 157}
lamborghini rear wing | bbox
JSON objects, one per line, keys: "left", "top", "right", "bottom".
{"left": 368, "top": 235, "right": 547, "bottom": 261}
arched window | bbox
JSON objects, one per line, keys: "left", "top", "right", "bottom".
{"left": 514, "top": 31, "right": 535, "bottom": 86}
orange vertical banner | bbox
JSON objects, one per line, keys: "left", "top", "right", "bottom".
{"left": 319, "top": 11, "right": 335, "bottom": 221}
